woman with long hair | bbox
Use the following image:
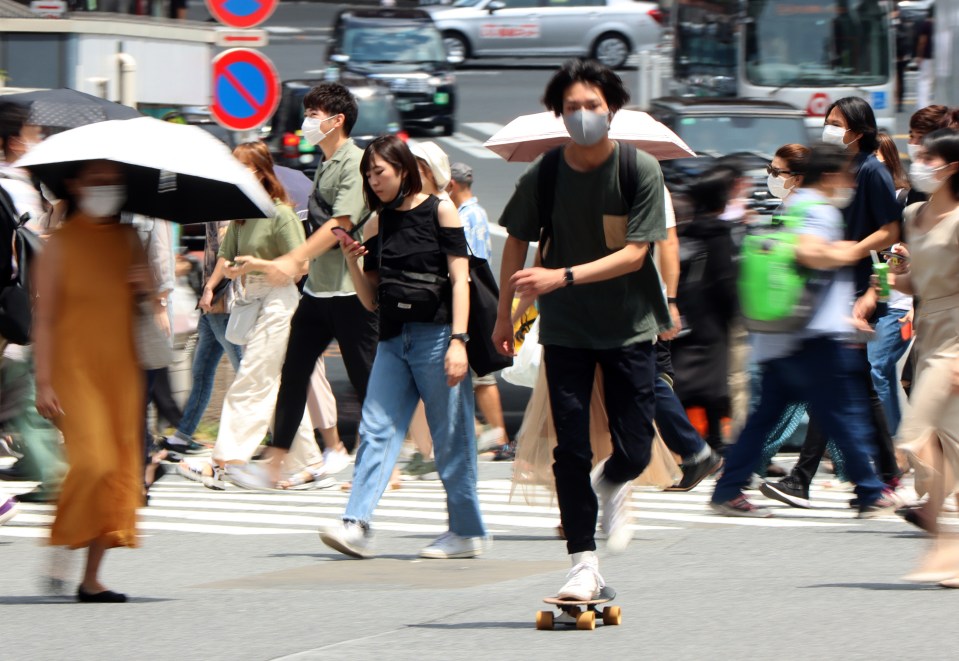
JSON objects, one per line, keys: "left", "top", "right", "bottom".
{"left": 320, "top": 135, "right": 487, "bottom": 559}
{"left": 178, "top": 142, "right": 326, "bottom": 491}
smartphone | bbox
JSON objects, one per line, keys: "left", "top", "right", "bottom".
{"left": 879, "top": 249, "right": 910, "bottom": 265}
{"left": 331, "top": 226, "right": 355, "bottom": 245}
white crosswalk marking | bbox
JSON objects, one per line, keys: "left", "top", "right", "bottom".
{"left": 0, "top": 476, "right": 905, "bottom": 540}
{"left": 436, "top": 133, "right": 501, "bottom": 160}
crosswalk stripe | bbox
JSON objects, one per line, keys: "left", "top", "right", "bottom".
{"left": 436, "top": 133, "right": 501, "bottom": 160}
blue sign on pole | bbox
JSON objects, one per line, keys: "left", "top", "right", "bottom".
{"left": 210, "top": 49, "right": 279, "bottom": 131}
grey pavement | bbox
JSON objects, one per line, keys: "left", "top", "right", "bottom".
{"left": 1, "top": 458, "right": 952, "bottom": 660}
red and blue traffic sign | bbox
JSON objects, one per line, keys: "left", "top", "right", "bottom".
{"left": 206, "top": 0, "right": 277, "bottom": 29}
{"left": 211, "top": 48, "right": 280, "bottom": 131}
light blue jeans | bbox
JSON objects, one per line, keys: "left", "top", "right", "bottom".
{"left": 866, "top": 308, "right": 911, "bottom": 436}
{"left": 344, "top": 322, "right": 486, "bottom": 538}
{"left": 174, "top": 313, "right": 243, "bottom": 441}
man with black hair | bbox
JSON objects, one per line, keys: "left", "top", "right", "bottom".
{"left": 235, "top": 82, "right": 375, "bottom": 482}
{"left": 711, "top": 142, "right": 894, "bottom": 518}
{"left": 493, "top": 59, "right": 670, "bottom": 600}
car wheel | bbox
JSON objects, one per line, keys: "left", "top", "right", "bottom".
{"left": 592, "top": 33, "right": 630, "bottom": 69}
{"left": 441, "top": 121, "right": 454, "bottom": 137}
{"left": 443, "top": 32, "right": 469, "bottom": 63}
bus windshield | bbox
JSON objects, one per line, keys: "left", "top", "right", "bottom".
{"left": 745, "top": 0, "right": 890, "bottom": 88}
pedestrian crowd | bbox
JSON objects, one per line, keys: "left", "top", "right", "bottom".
{"left": 1, "top": 58, "right": 958, "bottom": 603}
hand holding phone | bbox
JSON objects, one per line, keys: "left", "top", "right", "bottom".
{"left": 331, "top": 226, "right": 355, "bottom": 246}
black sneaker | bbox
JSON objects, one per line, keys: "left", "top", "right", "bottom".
{"left": 158, "top": 437, "right": 207, "bottom": 460}
{"left": 492, "top": 442, "right": 515, "bottom": 462}
{"left": 709, "top": 494, "right": 772, "bottom": 518}
{"left": 666, "top": 450, "right": 724, "bottom": 492}
{"left": 759, "top": 476, "right": 811, "bottom": 509}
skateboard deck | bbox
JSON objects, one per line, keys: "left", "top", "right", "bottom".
{"left": 537, "top": 586, "right": 621, "bottom": 630}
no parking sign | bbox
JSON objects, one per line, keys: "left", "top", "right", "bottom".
{"left": 210, "top": 48, "right": 280, "bottom": 131}
{"left": 206, "top": 0, "right": 277, "bottom": 29}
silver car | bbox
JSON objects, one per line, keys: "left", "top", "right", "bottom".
{"left": 426, "top": 0, "right": 663, "bottom": 69}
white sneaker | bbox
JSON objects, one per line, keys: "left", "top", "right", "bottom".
{"left": 203, "top": 465, "right": 229, "bottom": 491}
{"left": 227, "top": 463, "right": 272, "bottom": 491}
{"left": 590, "top": 460, "right": 633, "bottom": 553}
{"left": 321, "top": 448, "right": 351, "bottom": 476}
{"left": 320, "top": 520, "right": 373, "bottom": 559}
{"left": 419, "top": 531, "right": 485, "bottom": 559}
{"left": 556, "top": 551, "right": 604, "bottom": 601}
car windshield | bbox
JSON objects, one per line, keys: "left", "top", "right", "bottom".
{"left": 674, "top": 115, "right": 809, "bottom": 158}
{"left": 745, "top": 0, "right": 890, "bottom": 87}
{"left": 343, "top": 24, "right": 446, "bottom": 63}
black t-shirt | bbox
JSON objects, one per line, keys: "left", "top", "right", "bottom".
{"left": 843, "top": 152, "right": 901, "bottom": 294}
{"left": 364, "top": 195, "right": 469, "bottom": 340}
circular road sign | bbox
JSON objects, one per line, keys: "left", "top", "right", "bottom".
{"left": 211, "top": 48, "right": 280, "bottom": 131}
{"left": 807, "top": 92, "right": 831, "bottom": 117}
{"left": 206, "top": 0, "right": 277, "bottom": 29}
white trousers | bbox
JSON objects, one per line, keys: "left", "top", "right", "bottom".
{"left": 212, "top": 279, "right": 319, "bottom": 472}
{"left": 917, "top": 59, "right": 935, "bottom": 109}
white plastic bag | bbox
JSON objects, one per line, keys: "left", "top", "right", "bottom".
{"left": 501, "top": 317, "right": 540, "bottom": 388}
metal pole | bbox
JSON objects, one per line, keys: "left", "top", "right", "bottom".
{"left": 637, "top": 50, "right": 652, "bottom": 110}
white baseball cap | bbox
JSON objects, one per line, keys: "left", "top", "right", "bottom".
{"left": 409, "top": 141, "right": 451, "bottom": 191}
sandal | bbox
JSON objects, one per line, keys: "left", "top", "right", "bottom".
{"left": 277, "top": 468, "right": 336, "bottom": 491}
{"left": 177, "top": 459, "right": 211, "bottom": 483}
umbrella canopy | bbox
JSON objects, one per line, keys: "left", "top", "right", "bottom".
{"left": 274, "top": 165, "right": 313, "bottom": 214}
{"left": 18, "top": 117, "right": 274, "bottom": 224}
{"left": 2, "top": 88, "right": 142, "bottom": 130}
{"left": 484, "top": 110, "right": 696, "bottom": 162}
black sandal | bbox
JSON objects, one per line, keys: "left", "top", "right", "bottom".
{"left": 77, "top": 586, "right": 127, "bottom": 603}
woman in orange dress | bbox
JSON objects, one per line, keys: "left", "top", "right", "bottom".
{"left": 34, "top": 160, "right": 152, "bottom": 603}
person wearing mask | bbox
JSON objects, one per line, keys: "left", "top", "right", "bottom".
{"left": 890, "top": 129, "right": 959, "bottom": 584}
{"left": 320, "top": 136, "right": 487, "bottom": 559}
{"left": 762, "top": 97, "right": 903, "bottom": 509}
{"left": 447, "top": 160, "right": 513, "bottom": 460}
{"left": 178, "top": 142, "right": 325, "bottom": 490}
{"left": 710, "top": 143, "right": 895, "bottom": 518}
{"left": 34, "top": 160, "right": 152, "bottom": 602}
{"left": 493, "top": 59, "right": 670, "bottom": 599}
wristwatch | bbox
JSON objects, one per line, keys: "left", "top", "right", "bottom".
{"left": 667, "top": 297, "right": 678, "bottom": 305}
{"left": 564, "top": 266, "right": 575, "bottom": 287}
{"left": 450, "top": 333, "right": 470, "bottom": 345}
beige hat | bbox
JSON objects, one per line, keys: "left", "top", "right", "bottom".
{"left": 409, "top": 141, "right": 451, "bottom": 191}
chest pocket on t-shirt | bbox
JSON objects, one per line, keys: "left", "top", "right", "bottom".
{"left": 603, "top": 214, "right": 628, "bottom": 250}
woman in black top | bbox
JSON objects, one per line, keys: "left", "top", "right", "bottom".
{"left": 320, "top": 136, "right": 487, "bottom": 559}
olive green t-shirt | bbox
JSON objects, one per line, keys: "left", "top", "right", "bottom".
{"left": 304, "top": 139, "right": 368, "bottom": 295}
{"left": 499, "top": 143, "right": 671, "bottom": 349}
{"left": 218, "top": 202, "right": 305, "bottom": 266}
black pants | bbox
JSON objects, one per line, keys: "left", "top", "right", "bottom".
{"left": 544, "top": 341, "right": 656, "bottom": 555}
{"left": 272, "top": 295, "right": 378, "bottom": 451}
{"left": 791, "top": 346, "right": 901, "bottom": 489}
{"left": 150, "top": 367, "right": 182, "bottom": 430}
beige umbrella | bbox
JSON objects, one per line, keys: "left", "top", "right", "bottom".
{"left": 484, "top": 109, "right": 696, "bottom": 162}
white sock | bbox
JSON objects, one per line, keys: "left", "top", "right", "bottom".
{"left": 570, "top": 551, "right": 598, "bottom": 567}
{"left": 690, "top": 445, "right": 712, "bottom": 464}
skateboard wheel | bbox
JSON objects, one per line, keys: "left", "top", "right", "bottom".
{"left": 536, "top": 610, "right": 554, "bottom": 630}
{"left": 575, "top": 610, "right": 595, "bottom": 630}
{"left": 602, "top": 606, "right": 622, "bottom": 626}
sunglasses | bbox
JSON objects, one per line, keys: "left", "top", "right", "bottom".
{"left": 766, "top": 165, "right": 797, "bottom": 178}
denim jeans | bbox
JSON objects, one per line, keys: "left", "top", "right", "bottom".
{"left": 654, "top": 374, "right": 706, "bottom": 461}
{"left": 712, "top": 337, "right": 886, "bottom": 505}
{"left": 345, "top": 323, "right": 486, "bottom": 538}
{"left": 175, "top": 313, "right": 242, "bottom": 441}
{"left": 866, "top": 308, "right": 911, "bottom": 436}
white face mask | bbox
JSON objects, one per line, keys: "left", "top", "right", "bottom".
{"left": 563, "top": 109, "right": 610, "bottom": 147}
{"left": 906, "top": 143, "right": 922, "bottom": 163}
{"left": 830, "top": 187, "right": 856, "bottom": 209}
{"left": 822, "top": 124, "right": 851, "bottom": 148}
{"left": 766, "top": 174, "right": 792, "bottom": 199}
{"left": 302, "top": 115, "right": 337, "bottom": 146}
{"left": 78, "top": 185, "right": 125, "bottom": 218}
{"left": 910, "top": 161, "right": 948, "bottom": 194}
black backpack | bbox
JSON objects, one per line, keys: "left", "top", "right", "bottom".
{"left": 0, "top": 183, "right": 42, "bottom": 345}
{"left": 536, "top": 141, "right": 639, "bottom": 260}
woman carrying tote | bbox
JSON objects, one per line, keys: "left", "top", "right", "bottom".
{"left": 320, "top": 135, "right": 487, "bottom": 559}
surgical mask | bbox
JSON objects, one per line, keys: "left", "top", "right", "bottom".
{"left": 563, "top": 110, "right": 610, "bottom": 147}
{"left": 78, "top": 185, "right": 125, "bottom": 218}
{"left": 830, "top": 187, "right": 855, "bottom": 209}
{"left": 302, "top": 115, "right": 336, "bottom": 146}
{"left": 910, "top": 161, "right": 947, "bottom": 194}
{"left": 907, "top": 143, "right": 922, "bottom": 163}
{"left": 766, "top": 174, "right": 792, "bottom": 199}
{"left": 822, "top": 124, "right": 851, "bottom": 148}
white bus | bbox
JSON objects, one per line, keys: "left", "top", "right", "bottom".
{"left": 671, "top": 0, "right": 897, "bottom": 133}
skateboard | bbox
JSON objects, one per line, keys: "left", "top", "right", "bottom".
{"left": 536, "top": 586, "right": 621, "bottom": 630}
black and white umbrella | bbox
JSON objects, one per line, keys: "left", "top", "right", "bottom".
{"left": 3, "top": 88, "right": 142, "bottom": 130}
{"left": 18, "top": 117, "right": 274, "bottom": 224}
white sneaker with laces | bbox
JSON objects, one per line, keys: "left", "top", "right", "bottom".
{"left": 321, "top": 448, "right": 350, "bottom": 476}
{"left": 556, "top": 551, "right": 604, "bottom": 601}
{"left": 590, "top": 460, "right": 633, "bottom": 553}
{"left": 419, "top": 531, "right": 485, "bottom": 559}
{"left": 320, "top": 520, "right": 373, "bottom": 559}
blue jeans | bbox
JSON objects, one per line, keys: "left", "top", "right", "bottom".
{"left": 654, "top": 374, "right": 706, "bottom": 461}
{"left": 175, "top": 313, "right": 243, "bottom": 440}
{"left": 866, "top": 308, "right": 910, "bottom": 436}
{"left": 713, "top": 337, "right": 885, "bottom": 505}
{"left": 345, "top": 323, "right": 486, "bottom": 538}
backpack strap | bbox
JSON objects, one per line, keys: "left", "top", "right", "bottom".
{"left": 537, "top": 146, "right": 562, "bottom": 262}
{"left": 617, "top": 140, "right": 638, "bottom": 208}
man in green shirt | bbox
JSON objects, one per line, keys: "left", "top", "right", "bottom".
{"left": 493, "top": 60, "right": 671, "bottom": 600}
{"left": 247, "top": 83, "right": 376, "bottom": 473}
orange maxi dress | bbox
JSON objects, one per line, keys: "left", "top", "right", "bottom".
{"left": 48, "top": 215, "right": 144, "bottom": 549}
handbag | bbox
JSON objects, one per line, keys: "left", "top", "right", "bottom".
{"left": 501, "top": 316, "right": 539, "bottom": 387}
{"left": 465, "top": 255, "right": 513, "bottom": 377}
{"left": 0, "top": 191, "right": 42, "bottom": 345}
{"left": 135, "top": 298, "right": 174, "bottom": 370}
{"left": 377, "top": 266, "right": 448, "bottom": 323}
{"left": 225, "top": 297, "right": 261, "bottom": 345}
